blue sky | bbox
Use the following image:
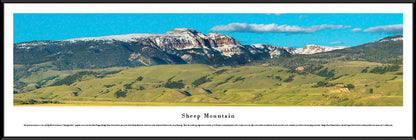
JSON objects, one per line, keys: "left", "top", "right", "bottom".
{"left": 14, "top": 13, "right": 403, "bottom": 48}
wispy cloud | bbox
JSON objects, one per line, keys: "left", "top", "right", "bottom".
{"left": 330, "top": 41, "right": 343, "bottom": 45}
{"left": 266, "top": 13, "right": 285, "bottom": 16}
{"left": 363, "top": 24, "right": 403, "bottom": 34}
{"left": 298, "top": 15, "right": 308, "bottom": 19}
{"left": 210, "top": 23, "right": 351, "bottom": 33}
{"left": 351, "top": 28, "right": 362, "bottom": 32}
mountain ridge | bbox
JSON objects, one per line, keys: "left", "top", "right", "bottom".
{"left": 14, "top": 28, "right": 354, "bottom": 70}
{"left": 250, "top": 35, "right": 403, "bottom": 71}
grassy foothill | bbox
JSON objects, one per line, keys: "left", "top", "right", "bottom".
{"left": 14, "top": 61, "right": 403, "bottom": 106}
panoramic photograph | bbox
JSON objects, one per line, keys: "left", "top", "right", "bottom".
{"left": 13, "top": 13, "right": 403, "bottom": 106}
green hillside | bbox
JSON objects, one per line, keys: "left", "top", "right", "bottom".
{"left": 251, "top": 35, "right": 403, "bottom": 71}
{"left": 14, "top": 61, "right": 403, "bottom": 106}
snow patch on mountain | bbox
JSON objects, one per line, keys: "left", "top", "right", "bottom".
{"left": 213, "top": 45, "right": 244, "bottom": 57}
{"left": 295, "top": 45, "right": 348, "bottom": 54}
{"left": 15, "top": 42, "right": 55, "bottom": 49}
{"left": 66, "top": 33, "right": 162, "bottom": 42}
{"left": 251, "top": 44, "right": 269, "bottom": 49}
{"left": 378, "top": 36, "right": 403, "bottom": 42}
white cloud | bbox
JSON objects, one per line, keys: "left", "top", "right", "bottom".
{"left": 210, "top": 23, "right": 351, "bottom": 33}
{"left": 363, "top": 24, "right": 403, "bottom": 34}
{"left": 330, "top": 41, "right": 343, "bottom": 45}
{"left": 352, "top": 28, "right": 362, "bottom": 32}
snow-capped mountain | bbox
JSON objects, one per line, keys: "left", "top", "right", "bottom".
{"left": 294, "top": 45, "right": 348, "bottom": 54}
{"left": 65, "top": 28, "right": 241, "bottom": 51}
{"left": 14, "top": 28, "right": 348, "bottom": 70}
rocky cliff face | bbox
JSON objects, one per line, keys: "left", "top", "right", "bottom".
{"left": 14, "top": 28, "right": 347, "bottom": 70}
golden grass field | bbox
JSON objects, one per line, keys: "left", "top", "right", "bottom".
{"left": 14, "top": 61, "right": 403, "bottom": 106}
